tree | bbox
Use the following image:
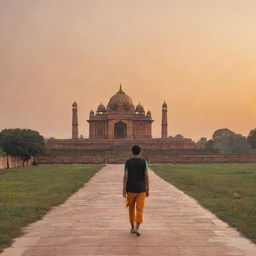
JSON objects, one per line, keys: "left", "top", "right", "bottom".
{"left": 212, "top": 128, "right": 253, "bottom": 154}
{"left": 212, "top": 128, "right": 234, "bottom": 141}
{"left": 173, "top": 134, "right": 184, "bottom": 141}
{"left": 197, "top": 137, "right": 207, "bottom": 148}
{"left": 0, "top": 129, "right": 46, "bottom": 165}
{"left": 0, "top": 147, "right": 6, "bottom": 156}
{"left": 205, "top": 139, "right": 214, "bottom": 150}
{"left": 247, "top": 129, "right": 256, "bottom": 149}
{"left": 0, "top": 132, "right": 4, "bottom": 156}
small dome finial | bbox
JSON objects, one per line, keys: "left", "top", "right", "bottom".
{"left": 119, "top": 84, "right": 123, "bottom": 91}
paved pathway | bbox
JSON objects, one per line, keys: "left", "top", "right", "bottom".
{"left": 2, "top": 164, "right": 256, "bottom": 256}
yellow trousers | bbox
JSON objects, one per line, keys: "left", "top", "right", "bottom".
{"left": 126, "top": 192, "right": 146, "bottom": 224}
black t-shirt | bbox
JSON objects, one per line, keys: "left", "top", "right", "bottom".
{"left": 124, "top": 157, "right": 148, "bottom": 193}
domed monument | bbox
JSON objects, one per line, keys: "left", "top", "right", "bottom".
{"left": 86, "top": 85, "right": 154, "bottom": 139}
{"left": 41, "top": 84, "right": 204, "bottom": 164}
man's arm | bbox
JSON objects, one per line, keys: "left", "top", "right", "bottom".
{"left": 123, "top": 171, "right": 128, "bottom": 197}
{"left": 145, "top": 161, "right": 149, "bottom": 197}
{"left": 123, "top": 162, "right": 128, "bottom": 197}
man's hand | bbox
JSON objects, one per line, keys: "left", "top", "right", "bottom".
{"left": 123, "top": 171, "right": 128, "bottom": 198}
{"left": 123, "top": 189, "right": 127, "bottom": 198}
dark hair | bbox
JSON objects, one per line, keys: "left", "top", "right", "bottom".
{"left": 132, "top": 145, "right": 141, "bottom": 155}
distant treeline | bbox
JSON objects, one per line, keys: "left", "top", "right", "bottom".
{"left": 196, "top": 129, "right": 256, "bottom": 154}
{"left": 169, "top": 129, "right": 256, "bottom": 154}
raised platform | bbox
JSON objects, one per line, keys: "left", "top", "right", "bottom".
{"left": 46, "top": 138, "right": 200, "bottom": 150}
{"left": 37, "top": 151, "right": 256, "bottom": 165}
{"left": 41, "top": 138, "right": 206, "bottom": 163}
{"left": 37, "top": 138, "right": 256, "bottom": 164}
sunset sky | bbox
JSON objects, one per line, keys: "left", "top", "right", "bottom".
{"left": 1, "top": 0, "right": 256, "bottom": 141}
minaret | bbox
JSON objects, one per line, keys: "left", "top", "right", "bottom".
{"left": 72, "top": 101, "right": 79, "bottom": 139}
{"left": 161, "top": 101, "right": 168, "bottom": 138}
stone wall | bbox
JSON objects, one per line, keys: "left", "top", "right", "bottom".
{"left": 147, "top": 153, "right": 256, "bottom": 163}
{"left": 36, "top": 153, "right": 256, "bottom": 164}
{"left": 36, "top": 155, "right": 104, "bottom": 164}
{"left": 46, "top": 138, "right": 201, "bottom": 151}
{"left": 0, "top": 156, "right": 7, "bottom": 169}
{"left": 0, "top": 156, "right": 33, "bottom": 169}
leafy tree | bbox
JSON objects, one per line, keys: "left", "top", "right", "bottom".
{"left": 205, "top": 139, "right": 214, "bottom": 150}
{"left": 174, "top": 134, "right": 184, "bottom": 140}
{"left": 0, "top": 132, "right": 6, "bottom": 156}
{"left": 1, "top": 129, "right": 45, "bottom": 165}
{"left": 197, "top": 137, "right": 207, "bottom": 145}
{"left": 172, "top": 134, "right": 194, "bottom": 142}
{"left": 0, "top": 147, "right": 6, "bottom": 156}
{"left": 212, "top": 128, "right": 253, "bottom": 154}
{"left": 247, "top": 129, "right": 256, "bottom": 149}
{"left": 212, "top": 128, "right": 234, "bottom": 141}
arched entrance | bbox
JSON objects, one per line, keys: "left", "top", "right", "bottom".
{"left": 114, "top": 121, "right": 127, "bottom": 138}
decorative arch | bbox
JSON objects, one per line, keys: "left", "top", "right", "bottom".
{"left": 114, "top": 121, "right": 127, "bottom": 138}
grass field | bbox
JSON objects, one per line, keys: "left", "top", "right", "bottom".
{"left": 0, "top": 164, "right": 102, "bottom": 250}
{"left": 151, "top": 163, "right": 256, "bottom": 243}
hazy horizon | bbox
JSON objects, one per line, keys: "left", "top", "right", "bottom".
{"left": 1, "top": 0, "right": 256, "bottom": 141}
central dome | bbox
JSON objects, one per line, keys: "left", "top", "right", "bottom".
{"left": 107, "top": 85, "right": 135, "bottom": 112}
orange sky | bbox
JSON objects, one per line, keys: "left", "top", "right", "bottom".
{"left": 1, "top": 0, "right": 256, "bottom": 141}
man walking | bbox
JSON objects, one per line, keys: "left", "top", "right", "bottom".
{"left": 122, "top": 145, "right": 149, "bottom": 236}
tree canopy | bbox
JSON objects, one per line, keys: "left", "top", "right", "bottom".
{"left": 0, "top": 129, "right": 45, "bottom": 163}
{"left": 211, "top": 128, "right": 253, "bottom": 154}
{"left": 205, "top": 139, "right": 214, "bottom": 151}
{"left": 197, "top": 137, "right": 207, "bottom": 145}
{"left": 247, "top": 129, "right": 256, "bottom": 149}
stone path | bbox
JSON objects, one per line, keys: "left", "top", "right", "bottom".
{"left": 2, "top": 164, "right": 256, "bottom": 256}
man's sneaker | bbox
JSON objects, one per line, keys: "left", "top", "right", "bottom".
{"left": 130, "top": 228, "right": 136, "bottom": 233}
{"left": 134, "top": 228, "right": 141, "bottom": 236}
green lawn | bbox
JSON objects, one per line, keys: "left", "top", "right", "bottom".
{"left": 151, "top": 163, "right": 256, "bottom": 242}
{"left": 0, "top": 164, "right": 102, "bottom": 250}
